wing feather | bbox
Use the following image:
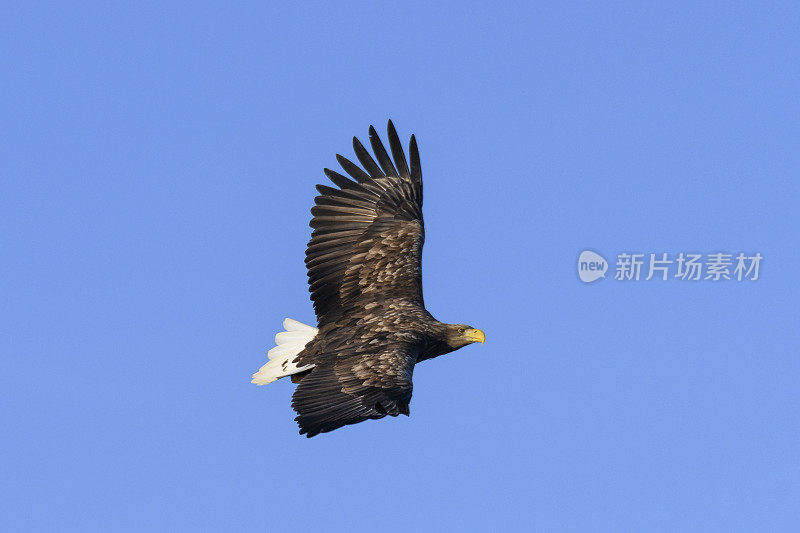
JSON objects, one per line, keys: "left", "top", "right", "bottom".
{"left": 323, "top": 168, "right": 358, "bottom": 190}
{"left": 368, "top": 125, "right": 399, "bottom": 178}
{"left": 352, "top": 136, "right": 385, "bottom": 179}
{"left": 292, "top": 341, "right": 416, "bottom": 437}
{"left": 336, "top": 154, "right": 372, "bottom": 183}
{"left": 387, "top": 120, "right": 410, "bottom": 179}
{"left": 306, "top": 121, "right": 424, "bottom": 325}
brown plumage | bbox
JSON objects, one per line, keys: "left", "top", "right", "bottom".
{"left": 258, "top": 121, "right": 485, "bottom": 437}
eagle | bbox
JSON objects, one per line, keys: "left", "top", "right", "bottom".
{"left": 252, "top": 121, "right": 485, "bottom": 437}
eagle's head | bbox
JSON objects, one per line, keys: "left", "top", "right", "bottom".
{"left": 445, "top": 324, "right": 486, "bottom": 350}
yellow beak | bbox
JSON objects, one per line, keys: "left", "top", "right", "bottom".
{"left": 467, "top": 329, "right": 486, "bottom": 344}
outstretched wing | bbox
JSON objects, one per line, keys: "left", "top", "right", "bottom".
{"left": 306, "top": 120, "right": 424, "bottom": 326}
{"left": 291, "top": 340, "right": 417, "bottom": 437}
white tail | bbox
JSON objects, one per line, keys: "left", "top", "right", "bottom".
{"left": 251, "top": 318, "right": 318, "bottom": 385}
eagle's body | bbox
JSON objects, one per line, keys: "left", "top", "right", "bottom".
{"left": 252, "top": 121, "right": 484, "bottom": 437}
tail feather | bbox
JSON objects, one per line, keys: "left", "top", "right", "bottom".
{"left": 283, "top": 318, "right": 317, "bottom": 333}
{"left": 251, "top": 318, "right": 318, "bottom": 385}
{"left": 275, "top": 331, "right": 314, "bottom": 344}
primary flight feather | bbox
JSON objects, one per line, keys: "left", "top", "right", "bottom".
{"left": 252, "top": 121, "right": 485, "bottom": 437}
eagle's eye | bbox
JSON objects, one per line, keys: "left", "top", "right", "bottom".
{"left": 457, "top": 328, "right": 465, "bottom": 334}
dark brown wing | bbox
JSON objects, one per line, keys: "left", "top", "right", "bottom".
{"left": 306, "top": 121, "right": 424, "bottom": 326}
{"left": 292, "top": 340, "right": 417, "bottom": 437}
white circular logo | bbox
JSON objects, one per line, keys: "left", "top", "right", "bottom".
{"left": 578, "top": 250, "right": 607, "bottom": 283}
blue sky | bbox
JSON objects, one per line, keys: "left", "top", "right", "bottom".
{"left": 3, "top": 2, "right": 799, "bottom": 531}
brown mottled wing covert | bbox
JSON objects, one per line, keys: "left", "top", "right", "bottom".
{"left": 305, "top": 121, "right": 424, "bottom": 326}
